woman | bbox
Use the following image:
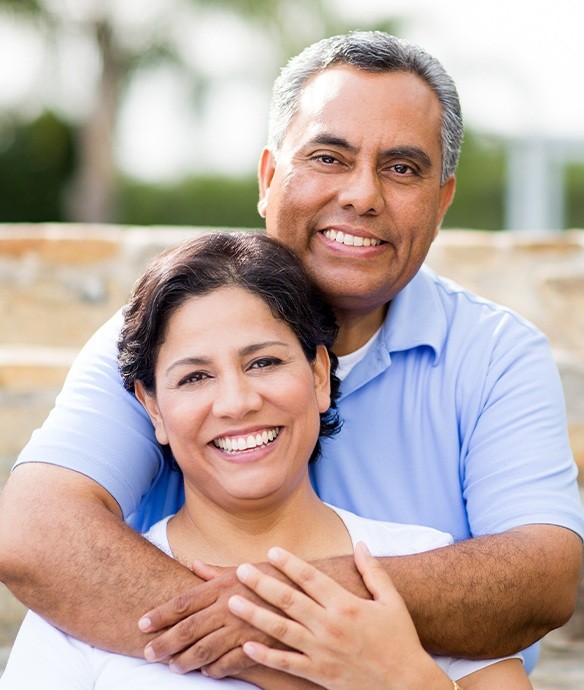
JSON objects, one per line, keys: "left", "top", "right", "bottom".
{"left": 1, "top": 232, "right": 531, "bottom": 689}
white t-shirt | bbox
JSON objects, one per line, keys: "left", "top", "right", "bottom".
{"left": 0, "top": 506, "right": 517, "bottom": 688}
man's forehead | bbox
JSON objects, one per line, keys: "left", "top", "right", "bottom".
{"left": 283, "top": 66, "right": 443, "bottom": 151}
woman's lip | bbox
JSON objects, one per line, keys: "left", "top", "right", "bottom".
{"left": 212, "top": 426, "right": 281, "bottom": 454}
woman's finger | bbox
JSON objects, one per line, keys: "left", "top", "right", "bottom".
{"left": 234, "top": 562, "right": 323, "bottom": 623}
{"left": 262, "top": 547, "right": 352, "bottom": 608}
{"left": 228, "top": 594, "right": 312, "bottom": 652}
{"left": 353, "top": 541, "right": 398, "bottom": 602}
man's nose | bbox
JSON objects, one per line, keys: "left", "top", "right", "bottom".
{"left": 211, "top": 374, "right": 262, "bottom": 419}
{"left": 337, "top": 166, "right": 385, "bottom": 215}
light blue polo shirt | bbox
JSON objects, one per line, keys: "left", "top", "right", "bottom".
{"left": 312, "top": 265, "right": 584, "bottom": 543}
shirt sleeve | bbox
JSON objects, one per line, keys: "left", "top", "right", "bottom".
{"left": 460, "top": 310, "right": 584, "bottom": 539}
{"left": 13, "top": 311, "right": 164, "bottom": 519}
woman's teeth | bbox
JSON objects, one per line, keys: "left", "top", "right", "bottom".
{"left": 213, "top": 427, "right": 281, "bottom": 453}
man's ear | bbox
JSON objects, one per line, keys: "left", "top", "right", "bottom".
{"left": 257, "top": 147, "right": 276, "bottom": 219}
{"left": 434, "top": 175, "right": 457, "bottom": 239}
{"left": 134, "top": 381, "right": 169, "bottom": 446}
{"left": 312, "top": 345, "right": 332, "bottom": 413}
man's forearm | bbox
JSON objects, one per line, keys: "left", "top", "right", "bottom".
{"left": 0, "top": 463, "right": 198, "bottom": 656}
{"left": 315, "top": 525, "right": 583, "bottom": 658}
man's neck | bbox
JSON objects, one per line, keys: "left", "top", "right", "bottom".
{"left": 333, "top": 303, "right": 389, "bottom": 356}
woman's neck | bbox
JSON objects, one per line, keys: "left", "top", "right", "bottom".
{"left": 167, "top": 476, "right": 352, "bottom": 568}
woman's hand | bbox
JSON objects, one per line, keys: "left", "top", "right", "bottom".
{"left": 228, "top": 542, "right": 451, "bottom": 690}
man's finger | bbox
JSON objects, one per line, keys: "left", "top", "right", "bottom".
{"left": 138, "top": 583, "right": 219, "bottom": 633}
{"left": 200, "top": 647, "right": 256, "bottom": 680}
{"left": 143, "top": 604, "right": 227, "bottom": 662}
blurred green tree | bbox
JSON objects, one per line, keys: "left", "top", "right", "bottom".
{"left": 0, "top": 0, "right": 350, "bottom": 223}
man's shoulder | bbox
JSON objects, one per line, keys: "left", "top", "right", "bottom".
{"left": 419, "top": 264, "right": 542, "bottom": 336}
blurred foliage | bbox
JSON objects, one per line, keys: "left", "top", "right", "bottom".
{"left": 119, "top": 175, "right": 261, "bottom": 228}
{"left": 0, "top": 111, "right": 75, "bottom": 221}
{"left": 0, "top": 110, "right": 582, "bottom": 231}
{"left": 566, "top": 165, "right": 584, "bottom": 229}
{"left": 443, "top": 131, "right": 506, "bottom": 230}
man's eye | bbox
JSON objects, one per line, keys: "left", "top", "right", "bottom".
{"left": 391, "top": 163, "right": 414, "bottom": 175}
{"left": 314, "top": 154, "right": 338, "bottom": 165}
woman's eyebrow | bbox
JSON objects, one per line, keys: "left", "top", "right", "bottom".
{"left": 239, "top": 341, "right": 288, "bottom": 356}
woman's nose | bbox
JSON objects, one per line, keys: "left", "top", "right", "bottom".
{"left": 211, "top": 374, "right": 263, "bottom": 419}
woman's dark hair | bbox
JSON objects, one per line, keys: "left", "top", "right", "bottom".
{"left": 118, "top": 231, "right": 341, "bottom": 464}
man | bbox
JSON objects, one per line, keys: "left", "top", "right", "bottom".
{"left": 1, "top": 31, "right": 582, "bottom": 683}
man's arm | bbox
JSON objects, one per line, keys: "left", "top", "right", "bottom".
{"left": 139, "top": 523, "right": 582, "bottom": 677}
{"left": 0, "top": 463, "right": 199, "bottom": 655}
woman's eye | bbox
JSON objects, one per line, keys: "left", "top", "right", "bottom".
{"left": 178, "top": 371, "right": 210, "bottom": 386}
{"left": 249, "top": 357, "right": 282, "bottom": 370}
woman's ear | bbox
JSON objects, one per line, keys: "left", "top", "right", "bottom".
{"left": 134, "top": 381, "right": 169, "bottom": 446}
{"left": 312, "top": 345, "right": 332, "bottom": 413}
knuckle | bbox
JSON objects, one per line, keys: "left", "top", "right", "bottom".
{"left": 269, "top": 619, "right": 289, "bottom": 640}
{"left": 174, "top": 616, "right": 198, "bottom": 645}
{"left": 174, "top": 590, "right": 196, "bottom": 616}
{"left": 296, "top": 566, "right": 317, "bottom": 589}
{"left": 276, "top": 588, "right": 296, "bottom": 612}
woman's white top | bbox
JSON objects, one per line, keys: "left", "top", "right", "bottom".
{"left": 0, "top": 506, "right": 518, "bottom": 688}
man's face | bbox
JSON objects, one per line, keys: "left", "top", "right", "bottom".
{"left": 259, "top": 66, "right": 456, "bottom": 319}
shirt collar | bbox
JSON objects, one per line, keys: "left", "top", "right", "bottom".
{"left": 379, "top": 264, "right": 447, "bottom": 364}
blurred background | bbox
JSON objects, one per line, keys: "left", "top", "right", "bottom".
{"left": 0, "top": 0, "right": 582, "bottom": 231}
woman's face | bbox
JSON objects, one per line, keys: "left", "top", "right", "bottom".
{"left": 136, "top": 286, "right": 331, "bottom": 514}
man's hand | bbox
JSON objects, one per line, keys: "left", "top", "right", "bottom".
{"left": 138, "top": 560, "right": 293, "bottom": 677}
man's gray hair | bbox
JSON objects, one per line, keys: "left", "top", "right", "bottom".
{"left": 268, "top": 31, "right": 463, "bottom": 184}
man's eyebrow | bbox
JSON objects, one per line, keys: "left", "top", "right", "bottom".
{"left": 309, "top": 134, "right": 358, "bottom": 154}
{"left": 308, "top": 136, "right": 433, "bottom": 169}
{"left": 383, "top": 146, "right": 433, "bottom": 169}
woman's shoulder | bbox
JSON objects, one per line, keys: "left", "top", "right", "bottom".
{"left": 327, "top": 504, "right": 454, "bottom": 556}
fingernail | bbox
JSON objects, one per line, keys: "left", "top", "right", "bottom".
{"left": 229, "top": 595, "right": 245, "bottom": 612}
{"left": 357, "top": 541, "right": 371, "bottom": 555}
{"left": 243, "top": 641, "right": 257, "bottom": 656}
{"left": 169, "top": 661, "right": 180, "bottom": 674}
{"left": 267, "top": 546, "right": 282, "bottom": 562}
{"left": 144, "top": 645, "right": 156, "bottom": 662}
{"left": 236, "top": 563, "right": 251, "bottom": 580}
{"left": 138, "top": 616, "right": 151, "bottom": 632}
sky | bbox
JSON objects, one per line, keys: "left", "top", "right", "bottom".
{"left": 0, "top": 0, "right": 582, "bottom": 181}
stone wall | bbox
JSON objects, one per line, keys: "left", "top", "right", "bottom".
{"left": 1, "top": 223, "right": 584, "bottom": 641}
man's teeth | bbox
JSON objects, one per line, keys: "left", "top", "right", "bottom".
{"left": 324, "top": 229, "right": 381, "bottom": 247}
{"left": 213, "top": 427, "right": 281, "bottom": 453}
